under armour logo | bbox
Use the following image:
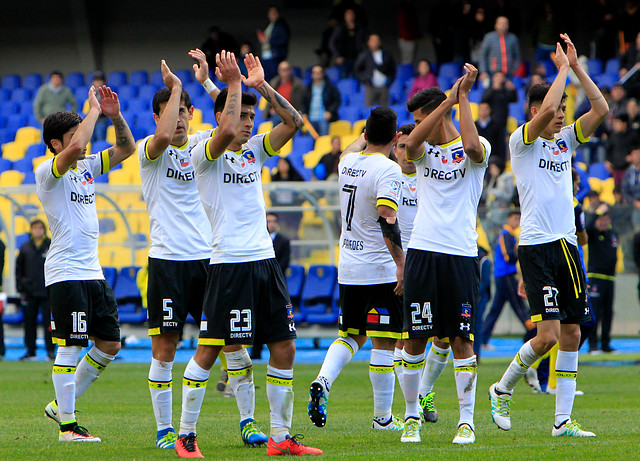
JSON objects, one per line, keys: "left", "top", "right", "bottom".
{"left": 585, "top": 307, "right": 589, "bottom": 315}
{"left": 460, "top": 323, "right": 470, "bottom": 331}
{"left": 289, "top": 323, "right": 296, "bottom": 332}
{"left": 224, "top": 154, "right": 235, "bottom": 163}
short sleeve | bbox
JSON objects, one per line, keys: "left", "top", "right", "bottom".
{"left": 475, "top": 136, "right": 492, "bottom": 167}
{"left": 560, "top": 121, "right": 588, "bottom": 154}
{"left": 35, "top": 158, "right": 60, "bottom": 192}
{"left": 509, "top": 123, "right": 535, "bottom": 158}
{"left": 376, "top": 162, "right": 403, "bottom": 211}
{"left": 138, "top": 135, "right": 157, "bottom": 165}
{"left": 194, "top": 129, "right": 214, "bottom": 144}
{"left": 247, "top": 132, "right": 280, "bottom": 166}
{"left": 85, "top": 150, "right": 110, "bottom": 177}
{"left": 410, "top": 141, "right": 428, "bottom": 164}
{"left": 191, "top": 138, "right": 214, "bottom": 174}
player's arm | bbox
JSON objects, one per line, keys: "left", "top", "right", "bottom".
{"left": 458, "top": 63, "right": 484, "bottom": 163}
{"left": 146, "top": 60, "right": 183, "bottom": 160}
{"left": 54, "top": 86, "right": 102, "bottom": 176}
{"left": 206, "top": 51, "right": 242, "bottom": 161}
{"left": 562, "top": 34, "right": 609, "bottom": 139}
{"left": 377, "top": 206, "right": 404, "bottom": 296}
{"left": 244, "top": 54, "right": 303, "bottom": 150}
{"left": 99, "top": 86, "right": 135, "bottom": 168}
{"left": 341, "top": 133, "right": 366, "bottom": 159}
{"left": 189, "top": 48, "right": 220, "bottom": 103}
{"left": 405, "top": 76, "right": 463, "bottom": 160}
{"left": 525, "top": 42, "right": 570, "bottom": 143}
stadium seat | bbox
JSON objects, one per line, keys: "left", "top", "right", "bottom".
{"left": 326, "top": 66, "right": 340, "bottom": 83}
{"left": 389, "top": 80, "right": 407, "bottom": 104}
{"left": 337, "top": 78, "right": 359, "bottom": 96}
{"left": 65, "top": 72, "right": 85, "bottom": 89}
{"left": 0, "top": 158, "right": 12, "bottom": 173}
{"left": 1, "top": 74, "right": 21, "bottom": 90}
{"left": 174, "top": 69, "right": 193, "bottom": 85}
{"left": 18, "top": 101, "right": 33, "bottom": 115}
{"left": 338, "top": 106, "right": 362, "bottom": 123}
{"left": 1, "top": 142, "right": 26, "bottom": 162}
{"left": 117, "top": 84, "right": 138, "bottom": 100}
{"left": 396, "top": 64, "right": 415, "bottom": 84}
{"left": 129, "top": 70, "right": 149, "bottom": 86}
{"left": 137, "top": 84, "right": 158, "bottom": 102}
{"left": 285, "top": 264, "right": 305, "bottom": 309}
{"left": 10, "top": 88, "right": 32, "bottom": 103}
{"left": 596, "top": 74, "right": 617, "bottom": 88}
{"left": 184, "top": 82, "right": 205, "bottom": 99}
{"left": 292, "top": 135, "right": 315, "bottom": 155}
{"left": 12, "top": 157, "right": 32, "bottom": 174}
{"left": 587, "top": 58, "right": 603, "bottom": 76}
{"left": 588, "top": 161, "right": 611, "bottom": 180}
{"left": 0, "top": 102, "right": 19, "bottom": 118}
{"left": 604, "top": 58, "right": 619, "bottom": 75}
{"left": 349, "top": 91, "right": 365, "bottom": 108}
{"left": 329, "top": 120, "right": 351, "bottom": 137}
{"left": 300, "top": 265, "right": 337, "bottom": 314}
{"left": 150, "top": 70, "right": 164, "bottom": 87}
{"left": 108, "top": 71, "right": 127, "bottom": 87}
{"left": 305, "top": 282, "right": 340, "bottom": 325}
{"left": 438, "top": 62, "right": 460, "bottom": 81}
{"left": 127, "top": 98, "right": 150, "bottom": 113}
{"left": 23, "top": 73, "right": 43, "bottom": 90}
{"left": 0, "top": 170, "right": 24, "bottom": 185}
{"left": 113, "top": 266, "right": 141, "bottom": 302}
{"left": 102, "top": 266, "right": 118, "bottom": 289}
{"left": 6, "top": 114, "right": 29, "bottom": 135}
{"left": 352, "top": 119, "right": 366, "bottom": 136}
{"left": 15, "top": 127, "right": 41, "bottom": 146}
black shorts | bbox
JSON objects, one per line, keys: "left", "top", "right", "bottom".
{"left": 47, "top": 280, "right": 121, "bottom": 347}
{"left": 199, "top": 258, "right": 296, "bottom": 346}
{"left": 338, "top": 283, "right": 403, "bottom": 339}
{"left": 402, "top": 249, "right": 479, "bottom": 341}
{"left": 519, "top": 239, "right": 590, "bottom": 324}
{"left": 147, "top": 257, "right": 209, "bottom": 335}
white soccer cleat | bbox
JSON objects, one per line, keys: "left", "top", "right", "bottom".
{"left": 552, "top": 419, "right": 596, "bottom": 437}
{"left": 489, "top": 383, "right": 512, "bottom": 431}
{"left": 525, "top": 367, "right": 542, "bottom": 393}
{"left": 372, "top": 415, "right": 404, "bottom": 431}
{"left": 452, "top": 423, "right": 476, "bottom": 444}
{"left": 45, "top": 400, "right": 61, "bottom": 424}
{"left": 59, "top": 426, "right": 101, "bottom": 442}
{"left": 400, "top": 418, "right": 421, "bottom": 443}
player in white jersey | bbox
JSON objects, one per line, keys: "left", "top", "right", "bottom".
{"left": 489, "top": 34, "right": 608, "bottom": 438}
{"left": 401, "top": 63, "right": 490, "bottom": 445}
{"left": 175, "top": 52, "right": 322, "bottom": 457}
{"left": 308, "top": 108, "right": 405, "bottom": 432}
{"left": 37, "top": 86, "right": 136, "bottom": 442}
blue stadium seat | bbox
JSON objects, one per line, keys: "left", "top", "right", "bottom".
{"left": 438, "top": 62, "right": 460, "bottom": 81}
{"left": 3, "top": 307, "right": 24, "bottom": 325}
{"left": 0, "top": 158, "right": 12, "bottom": 173}
{"left": 300, "top": 265, "right": 337, "bottom": 320}
{"left": 349, "top": 91, "right": 365, "bottom": 108}
{"left": 468, "top": 88, "right": 483, "bottom": 104}
{"left": 120, "top": 110, "right": 138, "bottom": 128}
{"left": 108, "top": 71, "right": 127, "bottom": 87}
{"left": 150, "top": 70, "right": 164, "bottom": 87}
{"left": 74, "top": 87, "right": 88, "bottom": 104}
{"left": 292, "top": 66, "right": 302, "bottom": 79}
{"left": 509, "top": 103, "right": 524, "bottom": 123}
{"left": 184, "top": 83, "right": 205, "bottom": 99}
{"left": 337, "top": 78, "right": 359, "bottom": 95}
{"left": 27, "top": 115, "right": 40, "bottom": 128}
{"left": 338, "top": 106, "right": 362, "bottom": 123}
{"left": 6, "top": 114, "right": 28, "bottom": 135}
{"left": 127, "top": 98, "right": 150, "bottom": 113}
{"left": 390, "top": 103, "right": 408, "bottom": 120}
{"left": 0, "top": 128, "right": 12, "bottom": 144}
{"left": 596, "top": 74, "right": 618, "bottom": 89}
{"left": 604, "top": 58, "right": 619, "bottom": 75}
{"left": 131, "top": 125, "right": 150, "bottom": 140}
{"left": 66, "top": 72, "right": 85, "bottom": 89}
{"left": 138, "top": 84, "right": 158, "bottom": 102}
{"left": 23, "top": 74, "right": 43, "bottom": 90}
{"left": 18, "top": 101, "right": 32, "bottom": 115}
{"left": 94, "top": 173, "right": 109, "bottom": 183}
{"left": 588, "top": 161, "right": 611, "bottom": 180}
{"left": 118, "top": 305, "right": 147, "bottom": 324}
{"left": 174, "top": 69, "right": 193, "bottom": 85}
{"left": 305, "top": 282, "right": 340, "bottom": 325}
{"left": 16, "top": 232, "right": 30, "bottom": 249}
{"left": 92, "top": 141, "right": 110, "bottom": 153}
{"left": 326, "top": 66, "right": 340, "bottom": 83}
{"left": 587, "top": 58, "right": 603, "bottom": 76}
{"left": 113, "top": 266, "right": 141, "bottom": 302}
{"left": 12, "top": 157, "right": 32, "bottom": 174}
{"left": 102, "top": 266, "right": 118, "bottom": 289}
{"left": 0, "top": 89, "right": 9, "bottom": 103}
{"left": 26, "top": 143, "right": 46, "bottom": 159}
{"left": 2, "top": 74, "right": 21, "bottom": 90}
{"left": 0, "top": 114, "right": 6, "bottom": 129}
{"left": 129, "top": 70, "right": 149, "bottom": 87}
{"left": 396, "top": 63, "right": 415, "bottom": 84}
{"left": 117, "top": 85, "right": 139, "bottom": 100}
{"left": 0, "top": 102, "right": 19, "bottom": 117}
{"left": 10, "top": 88, "right": 32, "bottom": 103}
{"left": 193, "top": 96, "right": 214, "bottom": 112}
{"left": 263, "top": 154, "right": 279, "bottom": 170}
{"left": 285, "top": 265, "right": 305, "bottom": 308}
{"left": 22, "top": 170, "right": 36, "bottom": 184}
{"left": 293, "top": 135, "right": 315, "bottom": 154}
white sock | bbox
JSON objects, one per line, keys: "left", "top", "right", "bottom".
{"left": 225, "top": 349, "right": 255, "bottom": 422}
{"left": 393, "top": 347, "right": 405, "bottom": 397}
{"left": 266, "top": 365, "right": 293, "bottom": 443}
{"left": 53, "top": 346, "right": 82, "bottom": 425}
{"left": 402, "top": 349, "right": 425, "bottom": 421}
{"left": 419, "top": 343, "right": 450, "bottom": 396}
{"left": 316, "top": 337, "right": 359, "bottom": 390}
{"left": 453, "top": 355, "right": 477, "bottom": 430}
{"left": 75, "top": 346, "right": 115, "bottom": 399}
{"left": 149, "top": 358, "right": 173, "bottom": 431}
{"left": 369, "top": 349, "right": 395, "bottom": 421}
{"left": 179, "top": 358, "right": 210, "bottom": 436}
{"left": 555, "top": 350, "right": 579, "bottom": 427}
{"left": 497, "top": 340, "right": 541, "bottom": 393}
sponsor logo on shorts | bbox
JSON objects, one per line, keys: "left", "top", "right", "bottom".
{"left": 286, "top": 304, "right": 294, "bottom": 320}
{"left": 163, "top": 321, "right": 178, "bottom": 327}
{"left": 70, "top": 334, "right": 89, "bottom": 340}
{"left": 545, "top": 307, "right": 560, "bottom": 313}
{"left": 459, "top": 323, "right": 470, "bottom": 331}
{"left": 461, "top": 303, "right": 472, "bottom": 319}
{"left": 230, "top": 332, "right": 252, "bottom": 339}
{"left": 367, "top": 308, "right": 390, "bottom": 325}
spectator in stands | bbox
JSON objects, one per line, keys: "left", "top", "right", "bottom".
{"left": 483, "top": 159, "right": 516, "bottom": 238}
{"left": 585, "top": 190, "right": 602, "bottom": 216}
{"left": 90, "top": 72, "right": 109, "bottom": 142}
{"left": 606, "top": 113, "right": 637, "bottom": 188}
{"left": 33, "top": 71, "right": 77, "bottom": 124}
{"left": 622, "top": 145, "right": 640, "bottom": 231}
{"left": 270, "top": 158, "right": 304, "bottom": 238}
{"left": 0, "top": 236, "right": 5, "bottom": 359}
{"left": 263, "top": 61, "right": 305, "bottom": 122}
{"left": 478, "top": 16, "right": 521, "bottom": 85}
{"left": 354, "top": 34, "right": 396, "bottom": 107}
{"left": 200, "top": 25, "right": 240, "bottom": 71}
{"left": 627, "top": 98, "right": 640, "bottom": 134}
{"left": 396, "top": 0, "right": 421, "bottom": 65}
{"left": 302, "top": 65, "right": 341, "bottom": 136}
{"left": 482, "top": 72, "right": 516, "bottom": 157}
{"left": 238, "top": 41, "right": 254, "bottom": 76}
{"left": 605, "top": 84, "right": 628, "bottom": 134}
{"left": 620, "top": 31, "right": 640, "bottom": 78}
{"left": 16, "top": 219, "right": 54, "bottom": 361}
{"left": 329, "top": 8, "right": 368, "bottom": 79}
{"left": 316, "top": 16, "right": 340, "bottom": 68}
{"left": 408, "top": 59, "right": 438, "bottom": 99}
{"left": 315, "top": 136, "right": 341, "bottom": 180}
{"left": 475, "top": 101, "right": 504, "bottom": 162}
{"left": 532, "top": 1, "right": 561, "bottom": 63}
{"left": 257, "top": 5, "right": 291, "bottom": 82}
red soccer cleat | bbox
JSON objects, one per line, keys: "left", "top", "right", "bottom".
{"left": 267, "top": 435, "right": 323, "bottom": 456}
{"left": 175, "top": 433, "right": 204, "bottom": 458}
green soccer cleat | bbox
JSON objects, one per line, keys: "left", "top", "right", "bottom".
{"left": 419, "top": 392, "right": 438, "bottom": 423}
{"left": 452, "top": 423, "right": 476, "bottom": 444}
{"left": 372, "top": 415, "right": 404, "bottom": 431}
{"left": 552, "top": 419, "right": 596, "bottom": 437}
{"left": 45, "top": 400, "right": 60, "bottom": 424}
{"left": 241, "top": 418, "right": 269, "bottom": 447}
{"left": 489, "top": 382, "right": 512, "bottom": 431}
{"left": 400, "top": 418, "right": 421, "bottom": 443}
{"left": 156, "top": 427, "right": 177, "bottom": 449}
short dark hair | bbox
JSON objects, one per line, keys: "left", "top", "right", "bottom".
{"left": 507, "top": 210, "right": 521, "bottom": 218}
{"left": 43, "top": 111, "right": 83, "bottom": 153}
{"left": 152, "top": 88, "right": 193, "bottom": 115}
{"left": 365, "top": 107, "right": 397, "bottom": 145}
{"left": 214, "top": 87, "right": 258, "bottom": 115}
{"left": 50, "top": 71, "right": 63, "bottom": 79}
{"left": 615, "top": 113, "right": 629, "bottom": 123}
{"left": 407, "top": 87, "right": 448, "bottom": 115}
{"left": 527, "top": 83, "right": 567, "bottom": 112}
{"left": 30, "top": 219, "right": 46, "bottom": 229}
{"left": 398, "top": 123, "right": 415, "bottom": 136}
{"left": 266, "top": 211, "right": 279, "bottom": 220}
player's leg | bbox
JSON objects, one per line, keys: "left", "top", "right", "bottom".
{"left": 149, "top": 333, "right": 179, "bottom": 448}
{"left": 370, "top": 337, "right": 402, "bottom": 430}
{"left": 418, "top": 338, "right": 450, "bottom": 423}
{"left": 41, "top": 297, "right": 55, "bottom": 359}
{"left": 451, "top": 336, "right": 477, "bottom": 444}
{"left": 394, "top": 339, "right": 405, "bottom": 395}
{"left": 401, "top": 338, "right": 427, "bottom": 442}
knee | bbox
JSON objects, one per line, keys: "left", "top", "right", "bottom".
{"left": 100, "top": 340, "right": 121, "bottom": 357}
{"left": 535, "top": 332, "right": 559, "bottom": 352}
{"left": 268, "top": 340, "right": 295, "bottom": 368}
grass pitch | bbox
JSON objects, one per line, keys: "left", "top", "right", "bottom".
{"left": 1, "top": 355, "right": 639, "bottom": 460}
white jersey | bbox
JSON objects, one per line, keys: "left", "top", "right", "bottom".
{"left": 337, "top": 152, "right": 403, "bottom": 285}
{"left": 398, "top": 172, "right": 418, "bottom": 251}
{"left": 408, "top": 135, "right": 491, "bottom": 257}
{"left": 191, "top": 132, "right": 278, "bottom": 264}
{"left": 139, "top": 130, "right": 213, "bottom": 260}
{"left": 35, "top": 151, "right": 109, "bottom": 286}
{"left": 509, "top": 121, "right": 587, "bottom": 247}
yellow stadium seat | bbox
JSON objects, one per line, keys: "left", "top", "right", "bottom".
{"left": 99, "top": 246, "right": 135, "bottom": 268}
{"left": 258, "top": 96, "right": 268, "bottom": 111}
{"left": 279, "top": 139, "right": 292, "bottom": 156}
{"left": 0, "top": 170, "right": 25, "bottom": 185}
{"left": 15, "top": 127, "right": 41, "bottom": 146}
{"left": 135, "top": 248, "right": 149, "bottom": 267}
{"left": 1, "top": 142, "right": 27, "bottom": 162}
{"left": 32, "top": 154, "right": 53, "bottom": 171}
{"left": 576, "top": 161, "right": 587, "bottom": 172}
{"left": 82, "top": 99, "right": 90, "bottom": 114}
{"left": 352, "top": 119, "right": 366, "bottom": 136}
{"left": 192, "top": 108, "right": 203, "bottom": 125}
{"left": 454, "top": 102, "right": 479, "bottom": 121}
{"left": 258, "top": 121, "right": 273, "bottom": 134}
{"left": 329, "top": 120, "right": 352, "bottom": 137}
{"left": 262, "top": 166, "right": 271, "bottom": 183}
{"left": 108, "top": 169, "right": 133, "bottom": 184}
{"left": 340, "top": 134, "right": 358, "bottom": 150}
{"left": 587, "top": 177, "right": 603, "bottom": 194}
{"left": 303, "top": 150, "right": 323, "bottom": 168}
{"left": 506, "top": 116, "right": 518, "bottom": 134}
{"left": 106, "top": 126, "right": 115, "bottom": 144}
{"left": 599, "top": 177, "right": 615, "bottom": 205}
{"left": 314, "top": 135, "right": 332, "bottom": 154}
{"left": 119, "top": 155, "right": 139, "bottom": 172}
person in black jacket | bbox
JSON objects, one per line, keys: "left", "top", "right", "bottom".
{"left": 301, "top": 66, "right": 341, "bottom": 136}
{"left": 354, "top": 34, "right": 396, "bottom": 106}
{"left": 586, "top": 204, "right": 619, "bottom": 353}
{"left": 16, "top": 219, "right": 54, "bottom": 360}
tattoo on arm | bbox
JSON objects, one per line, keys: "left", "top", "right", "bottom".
{"left": 112, "top": 114, "right": 133, "bottom": 149}
{"left": 225, "top": 92, "right": 238, "bottom": 116}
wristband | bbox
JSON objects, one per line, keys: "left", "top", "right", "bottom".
{"left": 202, "top": 79, "right": 217, "bottom": 94}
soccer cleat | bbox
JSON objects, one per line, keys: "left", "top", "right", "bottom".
{"left": 552, "top": 419, "right": 596, "bottom": 437}
{"left": 400, "top": 418, "right": 421, "bottom": 443}
{"left": 45, "top": 400, "right": 60, "bottom": 424}
{"left": 489, "top": 383, "right": 512, "bottom": 431}
{"left": 156, "top": 427, "right": 177, "bottom": 449}
{"left": 59, "top": 425, "right": 101, "bottom": 442}
{"left": 241, "top": 418, "right": 269, "bottom": 447}
{"left": 372, "top": 415, "right": 404, "bottom": 431}
{"left": 175, "top": 433, "right": 204, "bottom": 458}
{"left": 452, "top": 423, "right": 476, "bottom": 444}
{"left": 217, "top": 369, "right": 228, "bottom": 393}
{"left": 308, "top": 380, "right": 329, "bottom": 427}
{"left": 266, "top": 435, "right": 323, "bottom": 456}
{"left": 525, "top": 367, "right": 542, "bottom": 393}
{"left": 419, "top": 392, "right": 438, "bottom": 422}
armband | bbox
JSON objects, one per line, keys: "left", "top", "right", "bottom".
{"left": 202, "top": 79, "right": 217, "bottom": 94}
{"left": 377, "top": 216, "right": 402, "bottom": 249}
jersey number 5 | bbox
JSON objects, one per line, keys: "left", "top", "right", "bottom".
{"left": 342, "top": 184, "right": 357, "bottom": 231}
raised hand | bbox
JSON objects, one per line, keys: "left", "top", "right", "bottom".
{"left": 560, "top": 33, "right": 579, "bottom": 68}
{"left": 214, "top": 50, "right": 242, "bottom": 84}
{"left": 553, "top": 42, "right": 570, "bottom": 70}
{"left": 87, "top": 86, "right": 102, "bottom": 113}
{"left": 161, "top": 60, "right": 182, "bottom": 90}
{"left": 98, "top": 86, "right": 120, "bottom": 118}
{"left": 189, "top": 48, "right": 210, "bottom": 84}
{"left": 446, "top": 76, "right": 464, "bottom": 106}
{"left": 459, "top": 63, "right": 478, "bottom": 95}
{"left": 242, "top": 53, "right": 266, "bottom": 88}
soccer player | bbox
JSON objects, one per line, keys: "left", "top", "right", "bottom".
{"left": 401, "top": 63, "right": 491, "bottom": 444}
{"left": 175, "top": 52, "right": 322, "bottom": 457}
{"left": 308, "top": 107, "right": 405, "bottom": 432}
{"left": 38, "top": 86, "right": 136, "bottom": 441}
{"left": 489, "top": 34, "right": 608, "bottom": 438}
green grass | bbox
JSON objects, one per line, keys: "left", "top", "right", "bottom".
{"left": 1, "top": 355, "right": 639, "bottom": 460}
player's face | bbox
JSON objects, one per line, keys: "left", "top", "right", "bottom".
{"left": 549, "top": 102, "right": 566, "bottom": 134}
{"left": 56, "top": 125, "right": 87, "bottom": 159}
{"left": 156, "top": 100, "right": 193, "bottom": 143}
{"left": 412, "top": 109, "right": 425, "bottom": 125}
{"left": 236, "top": 105, "right": 256, "bottom": 144}
{"left": 394, "top": 134, "right": 416, "bottom": 174}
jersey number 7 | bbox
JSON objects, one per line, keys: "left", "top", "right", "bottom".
{"left": 342, "top": 184, "right": 357, "bottom": 231}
